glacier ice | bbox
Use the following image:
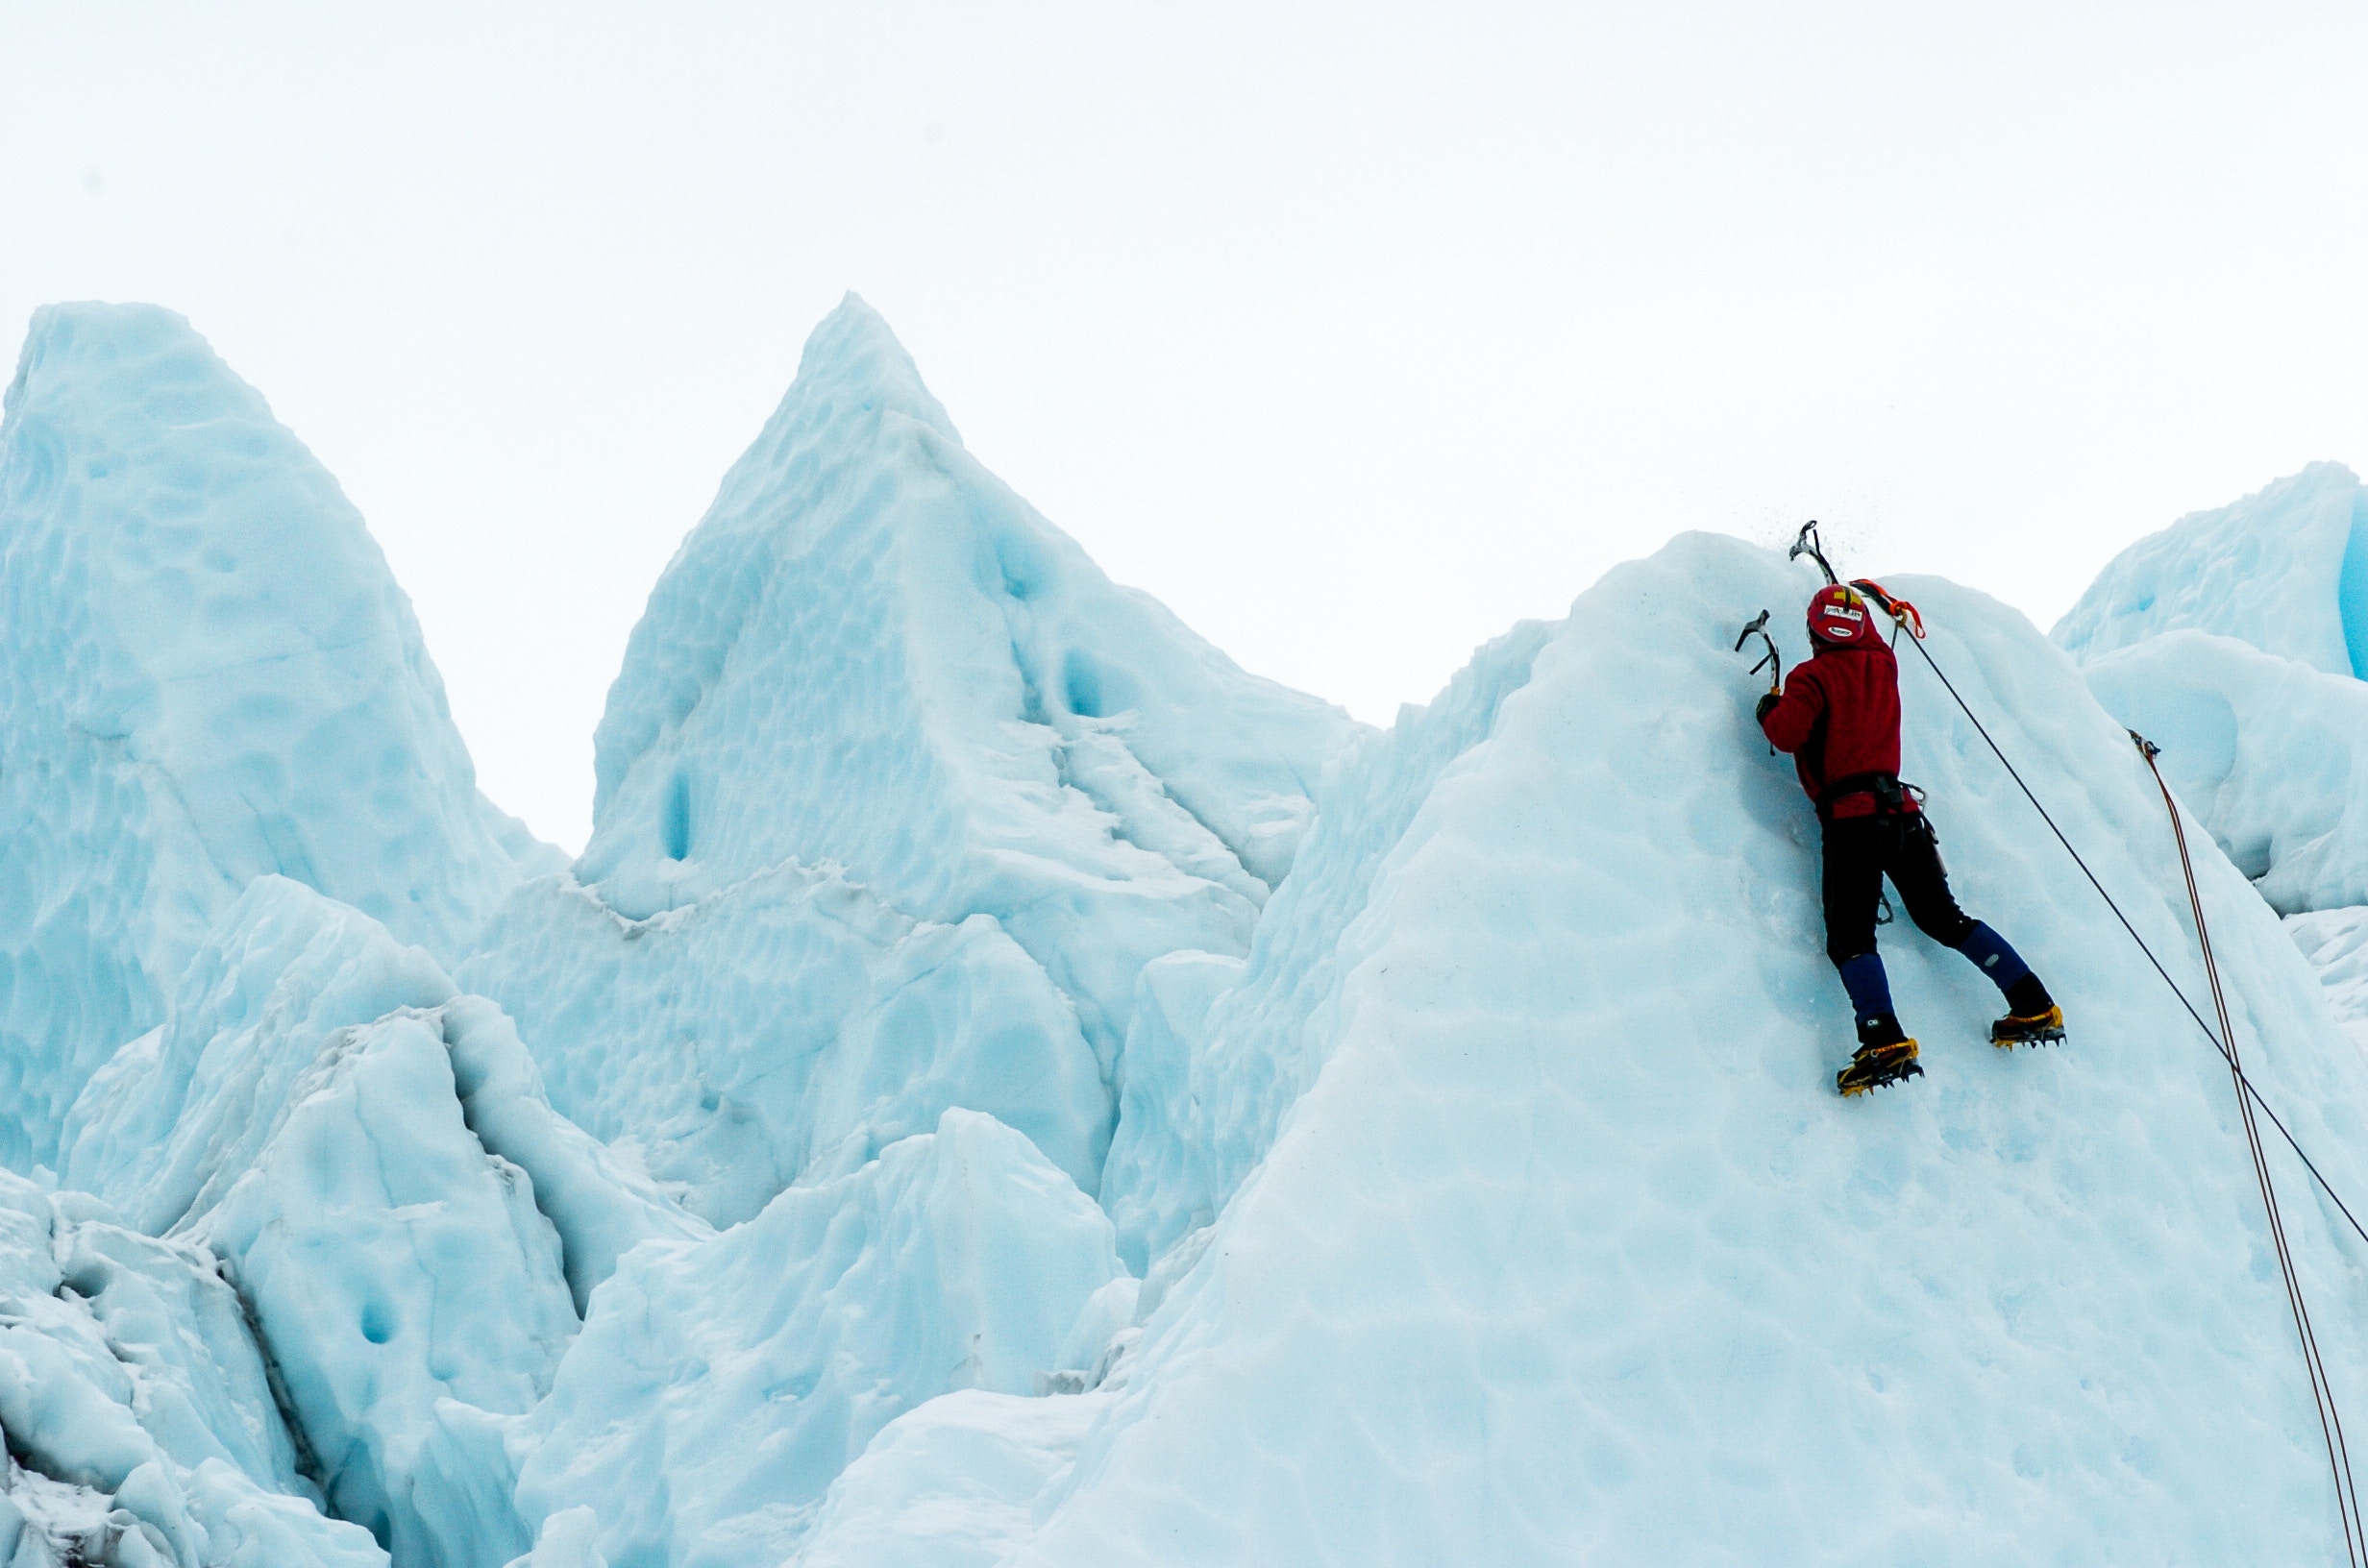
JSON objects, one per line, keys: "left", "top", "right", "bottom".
{"left": 11, "top": 291, "right": 2368, "bottom": 1565}
{"left": 2084, "top": 628, "right": 2368, "bottom": 912}
{"left": 0, "top": 305, "right": 555, "bottom": 1170}
{"left": 2055, "top": 460, "right": 2368, "bottom": 675}
{"left": 1102, "top": 618, "right": 1555, "bottom": 1267}
{"left": 561, "top": 295, "right": 1360, "bottom": 1062}
{"left": 459, "top": 862, "right": 1107, "bottom": 1227}
{"left": 62, "top": 876, "right": 702, "bottom": 1566}
{"left": 462, "top": 295, "right": 1360, "bottom": 1226}
{"left": 0, "top": 1167, "right": 384, "bottom": 1567}
{"left": 514, "top": 1109, "right": 1122, "bottom": 1568}
{"left": 1002, "top": 535, "right": 2368, "bottom": 1564}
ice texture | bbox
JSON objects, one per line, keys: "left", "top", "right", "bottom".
{"left": 1102, "top": 620, "right": 1554, "bottom": 1267}
{"left": 0, "top": 1168, "right": 384, "bottom": 1567}
{"left": 63, "top": 877, "right": 703, "bottom": 1567}
{"left": 2084, "top": 629, "right": 2368, "bottom": 912}
{"left": 514, "top": 1109, "right": 1122, "bottom": 1568}
{"left": 2054, "top": 461, "right": 2368, "bottom": 674}
{"left": 997, "top": 534, "right": 2368, "bottom": 1565}
{"left": 565, "top": 295, "right": 1359, "bottom": 1064}
{"left": 18, "top": 292, "right": 2368, "bottom": 1565}
{"left": 794, "top": 1390, "right": 1107, "bottom": 1568}
{"left": 0, "top": 305, "right": 552, "bottom": 1169}
{"left": 2286, "top": 904, "right": 2368, "bottom": 1055}
{"left": 458, "top": 863, "right": 1107, "bottom": 1227}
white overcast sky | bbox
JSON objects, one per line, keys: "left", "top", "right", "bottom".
{"left": 5, "top": 3, "right": 2364, "bottom": 851}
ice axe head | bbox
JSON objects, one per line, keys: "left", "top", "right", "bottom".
{"left": 1788, "top": 521, "right": 1839, "bottom": 585}
{"left": 1735, "top": 609, "right": 1781, "bottom": 688}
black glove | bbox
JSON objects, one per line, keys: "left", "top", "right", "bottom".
{"left": 1755, "top": 691, "right": 1781, "bottom": 724}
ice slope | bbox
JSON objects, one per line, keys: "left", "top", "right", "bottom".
{"left": 922, "top": 531, "right": 2368, "bottom": 1566}
{"left": 2084, "top": 629, "right": 2368, "bottom": 913}
{"left": 513, "top": 1109, "right": 1122, "bottom": 1568}
{"left": 0, "top": 304, "right": 552, "bottom": 1169}
{"left": 64, "top": 878, "right": 703, "bottom": 1568}
{"left": 2288, "top": 905, "right": 2368, "bottom": 1056}
{"left": 457, "top": 863, "right": 1107, "bottom": 1227}
{"left": 0, "top": 1169, "right": 384, "bottom": 1567}
{"left": 2055, "top": 461, "right": 2368, "bottom": 674}
{"left": 559, "top": 295, "right": 1359, "bottom": 1061}
{"left": 464, "top": 295, "right": 1357, "bottom": 1221}
{"left": 1104, "top": 619, "right": 1555, "bottom": 1268}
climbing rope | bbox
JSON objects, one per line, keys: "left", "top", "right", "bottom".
{"left": 2140, "top": 735, "right": 2365, "bottom": 1566}
{"left": 1887, "top": 610, "right": 2368, "bottom": 1561}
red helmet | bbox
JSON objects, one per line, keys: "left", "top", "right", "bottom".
{"left": 1807, "top": 584, "right": 1883, "bottom": 649}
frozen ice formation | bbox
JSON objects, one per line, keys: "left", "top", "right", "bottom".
{"left": 57, "top": 876, "right": 701, "bottom": 1567}
{"left": 0, "top": 305, "right": 556, "bottom": 1170}
{"left": 999, "top": 536, "right": 2368, "bottom": 1565}
{"left": 2055, "top": 460, "right": 2368, "bottom": 674}
{"left": 1101, "top": 618, "right": 1555, "bottom": 1267}
{"left": 457, "top": 862, "right": 1108, "bottom": 1227}
{"left": 2062, "top": 466, "right": 2368, "bottom": 915}
{"left": 0, "top": 1167, "right": 385, "bottom": 1567}
{"left": 513, "top": 1109, "right": 1122, "bottom": 1568}
{"left": 463, "top": 294, "right": 1358, "bottom": 1223}
{"left": 562, "top": 296, "right": 1359, "bottom": 1056}
{"left": 2084, "top": 629, "right": 2368, "bottom": 912}
{"left": 10, "top": 291, "right": 2368, "bottom": 1564}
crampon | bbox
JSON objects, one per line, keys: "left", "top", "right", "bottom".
{"left": 1837, "top": 1039, "right": 1923, "bottom": 1097}
{"left": 1991, "top": 1005, "right": 2065, "bottom": 1048}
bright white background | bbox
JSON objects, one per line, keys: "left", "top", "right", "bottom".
{"left": 4, "top": 3, "right": 2364, "bottom": 850}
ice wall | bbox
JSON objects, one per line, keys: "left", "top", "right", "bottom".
{"left": 981, "top": 535, "right": 2368, "bottom": 1565}
{"left": 458, "top": 864, "right": 1108, "bottom": 1227}
{"left": 464, "top": 295, "right": 1360, "bottom": 1220}
{"left": 2059, "top": 464, "right": 2368, "bottom": 914}
{"left": 64, "top": 878, "right": 705, "bottom": 1567}
{"left": 2054, "top": 461, "right": 2368, "bottom": 674}
{"left": 564, "top": 295, "right": 1359, "bottom": 1055}
{"left": 0, "top": 1169, "right": 386, "bottom": 1567}
{"left": 515, "top": 1109, "right": 1122, "bottom": 1568}
{"left": 2085, "top": 629, "right": 2368, "bottom": 912}
{"left": 0, "top": 305, "right": 550, "bottom": 1169}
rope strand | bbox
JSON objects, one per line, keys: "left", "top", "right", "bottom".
{"left": 1895, "top": 627, "right": 2368, "bottom": 1252}
{"left": 2143, "top": 742, "right": 2365, "bottom": 1566}
{"left": 1886, "top": 618, "right": 2368, "bottom": 1560}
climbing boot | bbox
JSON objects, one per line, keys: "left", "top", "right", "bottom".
{"left": 1838, "top": 1039, "right": 1922, "bottom": 1097}
{"left": 1991, "top": 1004, "right": 2065, "bottom": 1048}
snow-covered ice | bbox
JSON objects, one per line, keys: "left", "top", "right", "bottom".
{"left": 8, "top": 293, "right": 2368, "bottom": 1565}
{"left": 561, "top": 296, "right": 1358, "bottom": 1064}
{"left": 2055, "top": 460, "right": 2368, "bottom": 675}
{"left": 458, "top": 863, "right": 1107, "bottom": 1227}
{"left": 1009, "top": 536, "right": 2368, "bottom": 1565}
{"left": 514, "top": 1109, "right": 1122, "bottom": 1568}
{"left": 0, "top": 305, "right": 555, "bottom": 1170}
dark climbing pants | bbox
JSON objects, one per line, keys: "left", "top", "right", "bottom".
{"left": 1821, "top": 811, "right": 1975, "bottom": 967}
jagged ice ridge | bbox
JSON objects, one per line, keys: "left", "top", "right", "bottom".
{"left": 3, "top": 296, "right": 2368, "bottom": 1565}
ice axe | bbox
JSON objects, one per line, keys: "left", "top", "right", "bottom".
{"left": 1736, "top": 609, "right": 1783, "bottom": 755}
{"left": 1788, "top": 520, "right": 1838, "bottom": 585}
{"left": 1735, "top": 609, "right": 1781, "bottom": 691}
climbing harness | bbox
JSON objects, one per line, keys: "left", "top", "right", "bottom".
{"left": 2138, "top": 733, "right": 2367, "bottom": 1565}
{"left": 1788, "top": 516, "right": 2368, "bottom": 1559}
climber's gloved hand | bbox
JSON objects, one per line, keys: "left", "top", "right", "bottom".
{"left": 1755, "top": 691, "right": 1781, "bottom": 724}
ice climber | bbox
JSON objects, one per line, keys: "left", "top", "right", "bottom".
{"left": 1757, "top": 582, "right": 2065, "bottom": 1095}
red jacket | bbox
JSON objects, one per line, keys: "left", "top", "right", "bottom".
{"left": 1759, "top": 641, "right": 1918, "bottom": 820}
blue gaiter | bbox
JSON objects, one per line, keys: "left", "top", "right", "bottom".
{"left": 1956, "top": 921, "right": 2033, "bottom": 994}
{"left": 1836, "top": 952, "right": 1894, "bottom": 1028}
